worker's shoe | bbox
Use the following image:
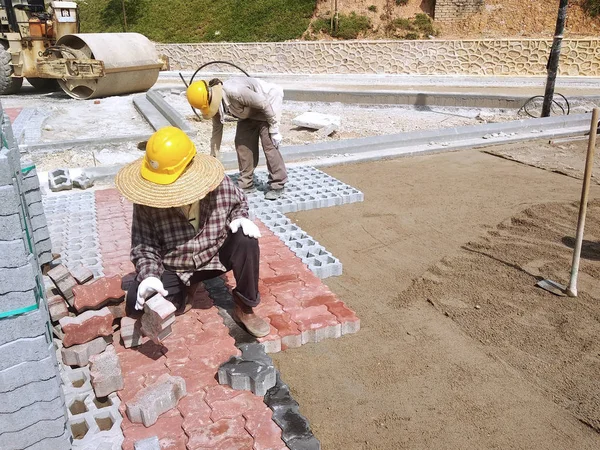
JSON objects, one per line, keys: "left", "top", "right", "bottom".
{"left": 264, "top": 188, "right": 284, "bottom": 201}
{"left": 242, "top": 186, "right": 257, "bottom": 195}
{"left": 232, "top": 297, "right": 270, "bottom": 338}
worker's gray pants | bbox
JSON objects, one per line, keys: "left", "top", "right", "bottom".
{"left": 234, "top": 119, "right": 287, "bottom": 190}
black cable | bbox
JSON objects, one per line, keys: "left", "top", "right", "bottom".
{"left": 520, "top": 93, "right": 570, "bottom": 118}
{"left": 179, "top": 61, "right": 250, "bottom": 121}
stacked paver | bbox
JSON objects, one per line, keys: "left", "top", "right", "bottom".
{"left": 49, "top": 262, "right": 193, "bottom": 449}
{"left": 46, "top": 264, "right": 127, "bottom": 449}
{"left": 44, "top": 191, "right": 104, "bottom": 278}
{"left": 0, "top": 102, "right": 71, "bottom": 449}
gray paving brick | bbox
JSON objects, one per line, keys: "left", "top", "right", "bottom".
{"left": 26, "top": 427, "right": 72, "bottom": 450}
{"left": 126, "top": 374, "right": 186, "bottom": 427}
{"left": 286, "top": 436, "right": 322, "bottom": 450}
{"left": 0, "top": 304, "right": 50, "bottom": 347}
{"left": 0, "top": 259, "right": 37, "bottom": 295}
{"left": 0, "top": 213, "right": 22, "bottom": 240}
{"left": 61, "top": 336, "right": 112, "bottom": 367}
{"left": 0, "top": 321, "right": 51, "bottom": 364}
{"left": 89, "top": 345, "right": 124, "bottom": 397}
{"left": 0, "top": 395, "right": 65, "bottom": 435}
{"left": 0, "top": 415, "right": 68, "bottom": 450}
{"left": 27, "top": 200, "right": 45, "bottom": 217}
{"left": 24, "top": 186, "right": 42, "bottom": 205}
{"left": 60, "top": 366, "right": 93, "bottom": 397}
{"left": 1, "top": 375, "right": 62, "bottom": 414}
{"left": 134, "top": 436, "right": 160, "bottom": 450}
{"left": 0, "top": 183, "right": 20, "bottom": 216}
{"left": 0, "top": 290, "right": 42, "bottom": 319}
{"left": 30, "top": 213, "right": 48, "bottom": 232}
{"left": 21, "top": 171, "right": 41, "bottom": 193}
{"left": 0, "top": 237, "right": 28, "bottom": 268}
{"left": 0, "top": 355, "right": 58, "bottom": 393}
{"left": 0, "top": 150, "right": 17, "bottom": 187}
{"left": 48, "top": 168, "right": 73, "bottom": 192}
{"left": 48, "top": 263, "right": 78, "bottom": 301}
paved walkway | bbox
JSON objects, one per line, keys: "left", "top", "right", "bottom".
{"left": 93, "top": 188, "right": 359, "bottom": 449}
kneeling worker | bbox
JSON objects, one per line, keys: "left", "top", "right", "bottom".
{"left": 115, "top": 126, "right": 270, "bottom": 337}
{"left": 186, "top": 77, "right": 287, "bottom": 200}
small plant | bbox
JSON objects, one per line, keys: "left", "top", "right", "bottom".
{"left": 312, "top": 12, "right": 372, "bottom": 39}
{"left": 385, "top": 13, "right": 438, "bottom": 39}
{"left": 413, "top": 13, "right": 436, "bottom": 36}
{"left": 584, "top": 0, "right": 600, "bottom": 16}
{"left": 392, "top": 18, "right": 413, "bottom": 31}
{"left": 396, "top": 0, "right": 409, "bottom": 5}
{"left": 368, "top": 5, "right": 377, "bottom": 13}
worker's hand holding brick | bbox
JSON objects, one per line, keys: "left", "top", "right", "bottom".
{"left": 136, "top": 276, "right": 168, "bottom": 310}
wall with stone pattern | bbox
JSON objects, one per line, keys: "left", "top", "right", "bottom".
{"left": 434, "top": 0, "right": 484, "bottom": 21}
{"left": 157, "top": 39, "right": 600, "bottom": 77}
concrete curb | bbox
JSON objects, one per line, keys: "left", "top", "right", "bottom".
{"left": 21, "top": 133, "right": 151, "bottom": 153}
{"left": 36, "top": 113, "right": 592, "bottom": 187}
{"left": 146, "top": 90, "right": 194, "bottom": 134}
{"left": 154, "top": 84, "right": 600, "bottom": 111}
{"left": 284, "top": 89, "right": 600, "bottom": 110}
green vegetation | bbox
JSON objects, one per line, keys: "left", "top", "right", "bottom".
{"left": 584, "top": 0, "right": 600, "bottom": 16}
{"left": 386, "top": 13, "right": 438, "bottom": 39}
{"left": 368, "top": 5, "right": 378, "bottom": 13}
{"left": 312, "top": 12, "right": 372, "bottom": 39}
{"left": 395, "top": 0, "right": 409, "bottom": 5}
{"left": 76, "top": 0, "right": 316, "bottom": 43}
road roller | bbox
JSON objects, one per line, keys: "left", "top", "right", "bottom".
{"left": 0, "top": 0, "right": 162, "bottom": 98}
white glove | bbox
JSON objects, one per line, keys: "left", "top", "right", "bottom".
{"left": 229, "top": 218, "right": 261, "bottom": 239}
{"left": 136, "top": 277, "right": 168, "bottom": 311}
{"left": 270, "top": 132, "right": 282, "bottom": 148}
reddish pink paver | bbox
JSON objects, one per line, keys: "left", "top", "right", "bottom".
{"left": 95, "top": 188, "right": 360, "bottom": 449}
{"left": 4, "top": 107, "right": 22, "bottom": 124}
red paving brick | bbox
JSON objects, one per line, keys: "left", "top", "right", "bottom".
{"left": 4, "top": 107, "right": 22, "bottom": 124}
{"left": 94, "top": 188, "right": 359, "bottom": 449}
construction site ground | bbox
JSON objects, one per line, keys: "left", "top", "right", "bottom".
{"left": 281, "top": 143, "right": 600, "bottom": 449}
{"left": 5, "top": 74, "right": 600, "bottom": 172}
{"left": 5, "top": 73, "right": 600, "bottom": 448}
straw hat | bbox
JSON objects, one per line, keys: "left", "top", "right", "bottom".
{"left": 115, "top": 128, "right": 225, "bottom": 208}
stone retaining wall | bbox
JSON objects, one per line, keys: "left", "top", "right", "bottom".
{"left": 434, "top": 0, "right": 484, "bottom": 21}
{"left": 156, "top": 39, "right": 600, "bottom": 76}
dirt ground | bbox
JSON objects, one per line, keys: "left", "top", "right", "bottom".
{"left": 312, "top": 0, "right": 600, "bottom": 39}
{"left": 274, "top": 143, "right": 600, "bottom": 449}
{"left": 486, "top": 137, "right": 600, "bottom": 185}
{"left": 164, "top": 90, "right": 516, "bottom": 155}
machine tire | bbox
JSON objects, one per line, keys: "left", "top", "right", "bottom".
{"left": 26, "top": 77, "right": 60, "bottom": 91}
{"left": 0, "top": 46, "right": 22, "bottom": 95}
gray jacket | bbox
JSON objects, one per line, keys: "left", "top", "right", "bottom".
{"left": 211, "top": 77, "right": 284, "bottom": 156}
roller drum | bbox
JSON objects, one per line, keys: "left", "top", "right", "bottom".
{"left": 56, "top": 33, "right": 160, "bottom": 100}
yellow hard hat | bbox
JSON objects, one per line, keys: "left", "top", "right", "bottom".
{"left": 186, "top": 80, "right": 223, "bottom": 119}
{"left": 141, "top": 126, "right": 196, "bottom": 185}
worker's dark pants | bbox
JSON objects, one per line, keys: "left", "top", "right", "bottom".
{"left": 234, "top": 119, "right": 288, "bottom": 190}
{"left": 126, "top": 231, "right": 260, "bottom": 316}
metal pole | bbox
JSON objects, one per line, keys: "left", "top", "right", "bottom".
{"left": 541, "top": 0, "right": 569, "bottom": 117}
{"left": 121, "top": 0, "right": 128, "bottom": 32}
{"left": 566, "top": 108, "right": 599, "bottom": 297}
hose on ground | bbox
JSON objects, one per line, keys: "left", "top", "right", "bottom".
{"left": 519, "top": 93, "right": 570, "bottom": 118}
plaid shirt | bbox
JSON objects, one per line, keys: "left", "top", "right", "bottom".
{"left": 130, "top": 176, "right": 248, "bottom": 285}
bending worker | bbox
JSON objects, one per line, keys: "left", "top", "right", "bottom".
{"left": 186, "top": 77, "right": 288, "bottom": 200}
{"left": 115, "top": 126, "right": 270, "bottom": 338}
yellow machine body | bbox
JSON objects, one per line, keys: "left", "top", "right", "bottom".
{"left": 0, "top": 1, "right": 161, "bottom": 98}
